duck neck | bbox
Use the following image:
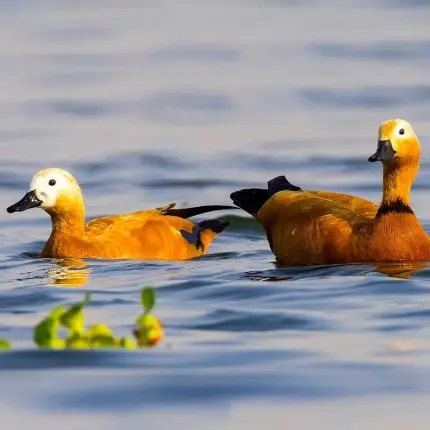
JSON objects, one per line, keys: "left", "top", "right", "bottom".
{"left": 47, "top": 206, "right": 85, "bottom": 238}
{"left": 378, "top": 159, "right": 418, "bottom": 216}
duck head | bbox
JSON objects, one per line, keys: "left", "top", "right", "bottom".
{"left": 369, "top": 118, "right": 420, "bottom": 165}
{"left": 7, "top": 168, "right": 84, "bottom": 218}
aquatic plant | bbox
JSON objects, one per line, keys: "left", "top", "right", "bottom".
{"left": 0, "top": 287, "right": 163, "bottom": 350}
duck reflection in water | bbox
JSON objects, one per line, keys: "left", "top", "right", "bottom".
{"left": 373, "top": 261, "right": 430, "bottom": 279}
{"left": 47, "top": 258, "right": 91, "bottom": 287}
{"left": 244, "top": 260, "right": 430, "bottom": 282}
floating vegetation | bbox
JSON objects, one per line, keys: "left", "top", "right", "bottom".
{"left": 0, "top": 287, "right": 163, "bottom": 350}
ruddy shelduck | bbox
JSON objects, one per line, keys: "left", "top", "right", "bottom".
{"left": 7, "top": 168, "right": 234, "bottom": 260}
{"left": 230, "top": 119, "right": 430, "bottom": 265}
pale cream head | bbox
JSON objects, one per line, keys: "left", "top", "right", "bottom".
{"left": 29, "top": 168, "right": 81, "bottom": 210}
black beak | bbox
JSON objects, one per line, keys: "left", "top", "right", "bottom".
{"left": 7, "top": 190, "right": 42, "bottom": 213}
{"left": 368, "top": 140, "right": 396, "bottom": 162}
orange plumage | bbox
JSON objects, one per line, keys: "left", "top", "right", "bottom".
{"left": 231, "top": 119, "right": 430, "bottom": 265}
{"left": 7, "top": 168, "right": 233, "bottom": 260}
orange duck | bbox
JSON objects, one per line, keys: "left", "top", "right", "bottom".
{"left": 230, "top": 118, "right": 430, "bottom": 265}
{"left": 7, "top": 168, "right": 234, "bottom": 260}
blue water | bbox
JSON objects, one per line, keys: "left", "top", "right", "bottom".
{"left": 1, "top": 1, "right": 430, "bottom": 428}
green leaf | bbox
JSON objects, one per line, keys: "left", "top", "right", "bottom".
{"left": 59, "top": 293, "right": 91, "bottom": 335}
{"left": 50, "top": 338, "right": 66, "bottom": 349}
{"left": 65, "top": 333, "right": 90, "bottom": 350}
{"left": 119, "top": 337, "right": 137, "bottom": 350}
{"left": 0, "top": 339, "right": 11, "bottom": 349}
{"left": 34, "top": 318, "right": 60, "bottom": 348}
{"left": 49, "top": 305, "right": 65, "bottom": 320}
{"left": 90, "top": 335, "right": 118, "bottom": 349}
{"left": 33, "top": 305, "right": 64, "bottom": 348}
{"left": 86, "top": 324, "right": 118, "bottom": 348}
{"left": 141, "top": 287, "right": 155, "bottom": 314}
{"left": 59, "top": 307, "right": 84, "bottom": 335}
{"left": 87, "top": 323, "right": 113, "bottom": 338}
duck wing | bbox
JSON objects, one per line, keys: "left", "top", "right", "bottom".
{"left": 85, "top": 203, "right": 236, "bottom": 236}
{"left": 307, "top": 191, "right": 378, "bottom": 219}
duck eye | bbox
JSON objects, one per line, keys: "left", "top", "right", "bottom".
{"left": 48, "top": 179, "right": 56, "bottom": 186}
{"left": 399, "top": 128, "right": 405, "bottom": 136}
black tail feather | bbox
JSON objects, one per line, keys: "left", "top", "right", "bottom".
{"left": 165, "top": 205, "right": 237, "bottom": 219}
{"left": 230, "top": 175, "right": 302, "bottom": 216}
{"left": 198, "top": 219, "right": 229, "bottom": 234}
{"left": 230, "top": 188, "right": 269, "bottom": 216}
{"left": 180, "top": 219, "right": 229, "bottom": 250}
{"left": 267, "top": 175, "right": 301, "bottom": 195}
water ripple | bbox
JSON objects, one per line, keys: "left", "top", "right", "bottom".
{"left": 299, "top": 85, "right": 430, "bottom": 109}
{"left": 140, "top": 91, "right": 235, "bottom": 125}
{"left": 185, "top": 308, "right": 328, "bottom": 332}
{"left": 2, "top": 0, "right": 430, "bottom": 425}
{"left": 310, "top": 41, "right": 430, "bottom": 61}
{"left": 147, "top": 44, "right": 240, "bottom": 63}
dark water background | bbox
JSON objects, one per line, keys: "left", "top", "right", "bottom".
{"left": 1, "top": 1, "right": 430, "bottom": 428}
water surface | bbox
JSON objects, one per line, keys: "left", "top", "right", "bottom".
{"left": 1, "top": 1, "right": 430, "bottom": 428}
